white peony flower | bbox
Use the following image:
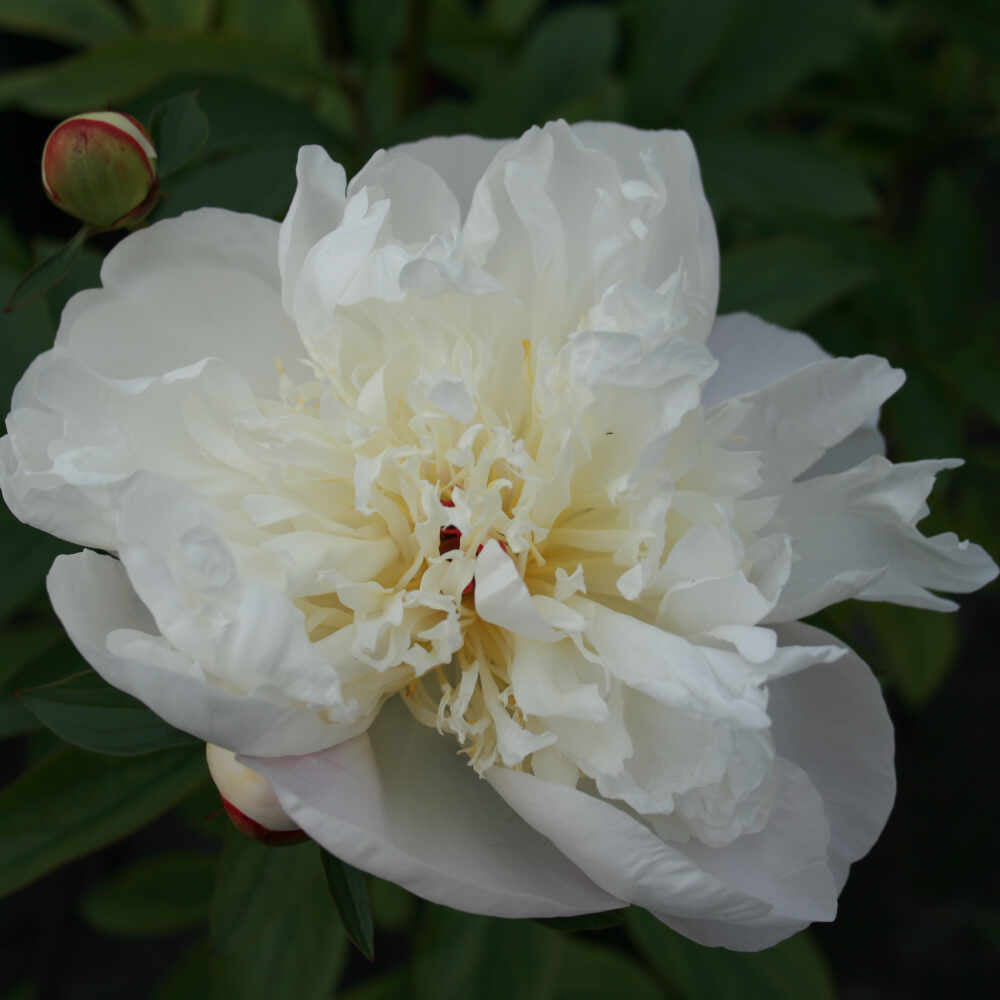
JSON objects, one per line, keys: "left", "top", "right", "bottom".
{"left": 2, "top": 121, "right": 995, "bottom": 951}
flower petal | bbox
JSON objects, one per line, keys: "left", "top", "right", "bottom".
{"left": 571, "top": 121, "right": 719, "bottom": 334}
{"left": 47, "top": 550, "right": 361, "bottom": 755}
{"left": 246, "top": 699, "right": 623, "bottom": 918}
{"left": 769, "top": 456, "right": 998, "bottom": 619}
{"left": 390, "top": 134, "right": 507, "bottom": 214}
{"left": 486, "top": 766, "right": 770, "bottom": 925}
{"left": 56, "top": 208, "right": 296, "bottom": 391}
{"left": 464, "top": 121, "right": 717, "bottom": 340}
{"left": 768, "top": 622, "right": 896, "bottom": 890}
{"left": 705, "top": 312, "right": 891, "bottom": 479}
{"left": 703, "top": 312, "right": 829, "bottom": 406}
{"left": 669, "top": 758, "right": 837, "bottom": 924}
{"left": 279, "top": 145, "right": 347, "bottom": 316}
{"left": 474, "top": 539, "right": 562, "bottom": 641}
{"left": 715, "top": 354, "right": 904, "bottom": 488}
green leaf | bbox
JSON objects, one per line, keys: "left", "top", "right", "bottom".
{"left": 948, "top": 325, "right": 1000, "bottom": 427}
{"left": 18, "top": 670, "right": 199, "bottom": 755}
{"left": 719, "top": 236, "right": 874, "bottom": 328}
{"left": 149, "top": 90, "right": 211, "bottom": 179}
{"left": 81, "top": 850, "right": 216, "bottom": 936}
{"left": 413, "top": 907, "right": 660, "bottom": 1000}
{"left": 0, "top": 259, "right": 56, "bottom": 413}
{"left": 339, "top": 973, "right": 409, "bottom": 1000}
{"left": 36, "top": 235, "right": 104, "bottom": 328}
{"left": 370, "top": 876, "right": 417, "bottom": 931}
{"left": 3, "top": 227, "right": 91, "bottom": 315}
{"left": 0, "top": 507, "right": 73, "bottom": 623}
{"left": 350, "top": 0, "right": 408, "bottom": 60}
{"left": 912, "top": 170, "right": 985, "bottom": 344}
{"left": 0, "top": 696, "right": 41, "bottom": 740}
{"left": 223, "top": 0, "right": 324, "bottom": 61}
{"left": 0, "top": 744, "right": 207, "bottom": 897}
{"left": 486, "top": 0, "right": 543, "bottom": 36}
{"left": 547, "top": 938, "right": 663, "bottom": 999}
{"left": 627, "top": 909, "right": 836, "bottom": 1000}
{"left": 0, "top": 218, "right": 30, "bottom": 272}
{"left": 697, "top": 131, "right": 879, "bottom": 221}
{"left": 152, "top": 942, "right": 221, "bottom": 1000}
{"left": 0, "top": 624, "right": 67, "bottom": 692}
{"left": 0, "top": 36, "right": 330, "bottom": 116}
{"left": 476, "top": 5, "right": 619, "bottom": 135}
{"left": 131, "top": 0, "right": 214, "bottom": 31}
{"left": 859, "top": 603, "right": 960, "bottom": 707}
{"left": 535, "top": 909, "right": 627, "bottom": 934}
{"left": 156, "top": 146, "right": 303, "bottom": 219}
{"left": 626, "top": 0, "right": 734, "bottom": 125}
{"left": 126, "top": 76, "right": 343, "bottom": 160}
{"left": 0, "top": 0, "right": 131, "bottom": 46}
{"left": 690, "top": 0, "right": 865, "bottom": 122}
{"left": 211, "top": 837, "right": 347, "bottom": 1000}
{"left": 322, "top": 850, "right": 375, "bottom": 960}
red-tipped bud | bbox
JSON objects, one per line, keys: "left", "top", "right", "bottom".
{"left": 206, "top": 744, "right": 308, "bottom": 846}
{"left": 41, "top": 111, "right": 158, "bottom": 229}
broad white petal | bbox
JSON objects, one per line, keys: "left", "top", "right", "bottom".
{"left": 4, "top": 352, "right": 260, "bottom": 548}
{"left": 769, "top": 622, "right": 896, "bottom": 890}
{"left": 487, "top": 766, "right": 769, "bottom": 924}
{"left": 114, "top": 474, "right": 362, "bottom": 711}
{"left": 47, "top": 551, "right": 360, "bottom": 755}
{"left": 703, "top": 312, "right": 829, "bottom": 406}
{"left": 279, "top": 145, "right": 347, "bottom": 316}
{"left": 715, "top": 355, "right": 904, "bottom": 488}
{"left": 57, "top": 209, "right": 296, "bottom": 391}
{"left": 572, "top": 597, "right": 770, "bottom": 729}
{"left": 464, "top": 121, "right": 717, "bottom": 340}
{"left": 247, "top": 699, "right": 623, "bottom": 918}
{"left": 705, "top": 312, "right": 890, "bottom": 477}
{"left": 769, "top": 456, "right": 998, "bottom": 619}
{"left": 389, "top": 133, "right": 508, "bottom": 215}
{"left": 676, "top": 758, "right": 837, "bottom": 924}
{"left": 571, "top": 120, "right": 719, "bottom": 336}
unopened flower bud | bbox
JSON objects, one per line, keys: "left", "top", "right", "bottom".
{"left": 41, "top": 111, "right": 158, "bottom": 228}
{"left": 206, "top": 744, "right": 307, "bottom": 846}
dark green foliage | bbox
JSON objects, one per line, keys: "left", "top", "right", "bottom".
{"left": 0, "top": 1, "right": 997, "bottom": 997}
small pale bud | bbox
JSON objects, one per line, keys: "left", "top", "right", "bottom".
{"left": 206, "top": 744, "right": 308, "bottom": 846}
{"left": 41, "top": 111, "right": 158, "bottom": 228}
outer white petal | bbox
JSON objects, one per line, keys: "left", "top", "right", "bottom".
{"left": 769, "top": 456, "right": 998, "bottom": 619}
{"left": 246, "top": 699, "right": 623, "bottom": 918}
{"left": 486, "top": 766, "right": 770, "bottom": 925}
{"left": 3, "top": 353, "right": 260, "bottom": 549}
{"left": 769, "top": 622, "right": 896, "bottom": 890}
{"left": 571, "top": 120, "right": 719, "bottom": 335}
{"left": 464, "top": 121, "right": 717, "bottom": 340}
{"left": 669, "top": 760, "right": 836, "bottom": 926}
{"left": 389, "top": 133, "right": 507, "bottom": 214}
{"left": 114, "top": 475, "right": 365, "bottom": 710}
{"left": 279, "top": 145, "right": 347, "bottom": 316}
{"left": 703, "top": 312, "right": 829, "bottom": 406}
{"left": 55, "top": 209, "right": 297, "bottom": 391}
{"left": 705, "top": 312, "right": 889, "bottom": 476}
{"left": 715, "top": 355, "right": 904, "bottom": 488}
{"left": 47, "top": 551, "right": 363, "bottom": 755}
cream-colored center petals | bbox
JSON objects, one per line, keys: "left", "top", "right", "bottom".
{"left": 188, "top": 283, "right": 784, "bottom": 848}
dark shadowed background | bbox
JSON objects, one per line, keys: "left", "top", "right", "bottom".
{"left": 0, "top": 1, "right": 997, "bottom": 997}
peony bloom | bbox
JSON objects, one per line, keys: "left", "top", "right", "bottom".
{"left": 2, "top": 121, "right": 995, "bottom": 950}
